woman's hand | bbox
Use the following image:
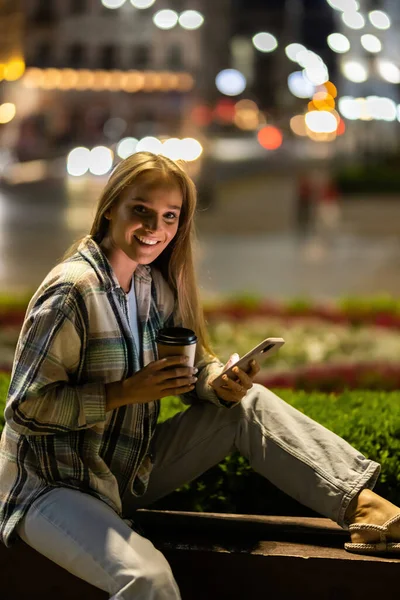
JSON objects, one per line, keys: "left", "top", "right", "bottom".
{"left": 106, "top": 356, "right": 198, "bottom": 410}
{"left": 211, "top": 357, "right": 260, "bottom": 404}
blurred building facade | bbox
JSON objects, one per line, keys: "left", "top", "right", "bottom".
{"left": 2, "top": 0, "right": 233, "bottom": 161}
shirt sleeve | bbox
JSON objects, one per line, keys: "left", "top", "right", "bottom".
{"left": 5, "top": 307, "right": 107, "bottom": 436}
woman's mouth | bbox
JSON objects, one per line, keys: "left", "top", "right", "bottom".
{"left": 133, "top": 234, "right": 161, "bottom": 247}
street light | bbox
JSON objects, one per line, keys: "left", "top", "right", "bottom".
{"left": 327, "top": 33, "right": 350, "bottom": 54}
{"left": 368, "top": 10, "right": 391, "bottom": 30}
{"left": 342, "top": 11, "right": 365, "bottom": 30}
{"left": 153, "top": 9, "right": 179, "bottom": 29}
{"left": 252, "top": 32, "right": 278, "bottom": 53}
{"left": 360, "top": 34, "right": 382, "bottom": 54}
{"left": 101, "top": 0, "right": 126, "bottom": 9}
{"left": 178, "top": 10, "right": 204, "bottom": 30}
{"left": 215, "top": 69, "right": 246, "bottom": 96}
{"left": 130, "top": 0, "right": 156, "bottom": 8}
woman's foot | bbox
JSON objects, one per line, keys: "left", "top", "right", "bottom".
{"left": 346, "top": 489, "right": 400, "bottom": 545}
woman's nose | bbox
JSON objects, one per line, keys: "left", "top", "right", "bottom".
{"left": 143, "top": 214, "right": 160, "bottom": 232}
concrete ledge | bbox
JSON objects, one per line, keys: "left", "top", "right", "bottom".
{"left": 2, "top": 511, "right": 400, "bottom": 599}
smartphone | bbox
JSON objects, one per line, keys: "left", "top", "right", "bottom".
{"left": 212, "top": 337, "right": 285, "bottom": 389}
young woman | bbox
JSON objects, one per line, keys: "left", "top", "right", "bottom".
{"left": 1, "top": 152, "right": 399, "bottom": 599}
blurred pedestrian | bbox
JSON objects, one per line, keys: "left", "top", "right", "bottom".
{"left": 1, "top": 153, "right": 399, "bottom": 599}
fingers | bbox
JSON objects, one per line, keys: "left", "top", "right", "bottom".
{"left": 231, "top": 366, "right": 253, "bottom": 390}
{"left": 161, "top": 381, "right": 197, "bottom": 396}
{"left": 248, "top": 359, "right": 260, "bottom": 377}
{"left": 153, "top": 356, "right": 192, "bottom": 370}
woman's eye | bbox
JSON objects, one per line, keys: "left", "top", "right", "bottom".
{"left": 165, "top": 213, "right": 177, "bottom": 220}
{"left": 133, "top": 206, "right": 147, "bottom": 214}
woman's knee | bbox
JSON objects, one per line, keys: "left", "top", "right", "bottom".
{"left": 113, "top": 544, "right": 180, "bottom": 599}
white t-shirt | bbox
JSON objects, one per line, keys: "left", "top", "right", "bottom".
{"left": 127, "top": 279, "right": 140, "bottom": 353}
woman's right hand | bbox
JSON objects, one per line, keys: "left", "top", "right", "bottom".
{"left": 106, "top": 356, "right": 198, "bottom": 410}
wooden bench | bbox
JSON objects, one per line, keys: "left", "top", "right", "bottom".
{"left": 2, "top": 510, "right": 400, "bottom": 599}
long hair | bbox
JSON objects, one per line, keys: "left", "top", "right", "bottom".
{"left": 63, "top": 152, "right": 214, "bottom": 359}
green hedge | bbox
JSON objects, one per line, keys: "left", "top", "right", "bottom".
{"left": 1, "top": 373, "right": 400, "bottom": 516}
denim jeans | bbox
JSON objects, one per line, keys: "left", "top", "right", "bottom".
{"left": 17, "top": 384, "right": 380, "bottom": 599}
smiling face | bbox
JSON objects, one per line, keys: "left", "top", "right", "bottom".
{"left": 101, "top": 177, "right": 183, "bottom": 283}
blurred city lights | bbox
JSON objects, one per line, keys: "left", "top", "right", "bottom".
{"left": 338, "top": 95, "right": 398, "bottom": 121}
{"left": 377, "top": 60, "right": 400, "bottom": 84}
{"left": 360, "top": 34, "right": 382, "bottom": 53}
{"left": 162, "top": 138, "right": 182, "bottom": 160}
{"left": 312, "top": 91, "right": 335, "bottom": 111}
{"left": 341, "top": 60, "right": 368, "bottom": 83}
{"left": 117, "top": 137, "right": 138, "bottom": 159}
{"left": 0, "top": 103, "right": 16, "bottom": 124}
{"left": 327, "top": 33, "right": 350, "bottom": 53}
{"left": 180, "top": 138, "right": 203, "bottom": 161}
{"left": 368, "top": 10, "right": 391, "bottom": 30}
{"left": 153, "top": 9, "right": 179, "bottom": 29}
{"left": 305, "top": 111, "right": 338, "bottom": 133}
{"left": 342, "top": 11, "right": 365, "bottom": 30}
{"left": 136, "top": 136, "right": 163, "bottom": 153}
{"left": 288, "top": 71, "right": 314, "bottom": 98}
{"left": 252, "top": 32, "right": 278, "bottom": 53}
{"left": 130, "top": 0, "right": 156, "bottom": 8}
{"left": 21, "top": 68, "right": 192, "bottom": 93}
{"left": 67, "top": 147, "right": 91, "bottom": 177}
{"left": 290, "top": 115, "right": 307, "bottom": 136}
{"left": 257, "top": 126, "right": 283, "bottom": 150}
{"left": 303, "top": 64, "right": 329, "bottom": 86}
{"left": 234, "top": 99, "right": 260, "bottom": 130}
{"left": 101, "top": 0, "right": 126, "bottom": 8}
{"left": 178, "top": 10, "right": 204, "bottom": 30}
{"left": 215, "top": 69, "right": 246, "bottom": 96}
{"left": 326, "top": 0, "right": 359, "bottom": 11}
{"left": 89, "top": 146, "right": 114, "bottom": 176}
{"left": 296, "top": 50, "right": 323, "bottom": 69}
{"left": 285, "top": 43, "right": 307, "bottom": 62}
{"left": 320, "top": 81, "right": 337, "bottom": 98}
{"left": 4, "top": 59, "right": 25, "bottom": 81}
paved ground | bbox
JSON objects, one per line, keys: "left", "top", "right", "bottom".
{"left": 0, "top": 175, "right": 400, "bottom": 301}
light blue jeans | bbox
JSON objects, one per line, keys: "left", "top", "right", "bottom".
{"left": 17, "top": 384, "right": 380, "bottom": 599}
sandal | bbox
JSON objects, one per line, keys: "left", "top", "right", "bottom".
{"left": 345, "top": 513, "right": 400, "bottom": 555}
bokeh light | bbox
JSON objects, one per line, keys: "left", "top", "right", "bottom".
{"left": 257, "top": 126, "right": 283, "bottom": 150}
{"left": 312, "top": 91, "right": 335, "bottom": 111}
{"left": 327, "top": 0, "right": 359, "bottom": 11}
{"left": 342, "top": 11, "right": 365, "bottom": 30}
{"left": 288, "top": 71, "right": 314, "bottom": 98}
{"left": 180, "top": 138, "right": 203, "bottom": 161}
{"left": 89, "top": 146, "right": 114, "bottom": 176}
{"left": 252, "top": 32, "right": 278, "bottom": 53}
{"left": 327, "top": 33, "right": 350, "bottom": 53}
{"left": 215, "top": 69, "right": 246, "bottom": 96}
{"left": 368, "top": 10, "right": 391, "bottom": 30}
{"left": 285, "top": 43, "right": 306, "bottom": 62}
{"left": 290, "top": 115, "right": 307, "bottom": 136}
{"left": 341, "top": 60, "right": 368, "bottom": 83}
{"left": 303, "top": 64, "right": 329, "bottom": 86}
{"left": 130, "top": 0, "right": 156, "bottom": 8}
{"left": 67, "top": 147, "right": 91, "bottom": 177}
{"left": 4, "top": 59, "right": 25, "bottom": 81}
{"left": 0, "top": 103, "right": 16, "bottom": 124}
{"left": 101, "top": 0, "right": 126, "bottom": 8}
{"left": 153, "top": 9, "right": 178, "bottom": 29}
{"left": 377, "top": 60, "right": 400, "bottom": 84}
{"left": 234, "top": 100, "right": 260, "bottom": 130}
{"left": 319, "top": 81, "right": 338, "bottom": 99}
{"left": 178, "top": 10, "right": 204, "bottom": 30}
{"left": 360, "top": 34, "right": 382, "bottom": 53}
{"left": 305, "top": 111, "right": 338, "bottom": 133}
{"left": 136, "top": 136, "right": 163, "bottom": 153}
{"left": 117, "top": 137, "right": 138, "bottom": 159}
{"left": 162, "top": 138, "right": 182, "bottom": 160}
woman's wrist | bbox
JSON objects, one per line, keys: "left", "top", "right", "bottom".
{"left": 105, "top": 381, "right": 126, "bottom": 411}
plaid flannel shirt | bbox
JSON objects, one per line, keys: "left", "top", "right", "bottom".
{"left": 0, "top": 236, "right": 224, "bottom": 547}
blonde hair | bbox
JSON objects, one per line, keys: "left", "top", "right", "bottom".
{"left": 63, "top": 152, "right": 214, "bottom": 359}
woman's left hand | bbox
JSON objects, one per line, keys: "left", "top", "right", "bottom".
{"left": 211, "top": 357, "right": 260, "bottom": 403}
